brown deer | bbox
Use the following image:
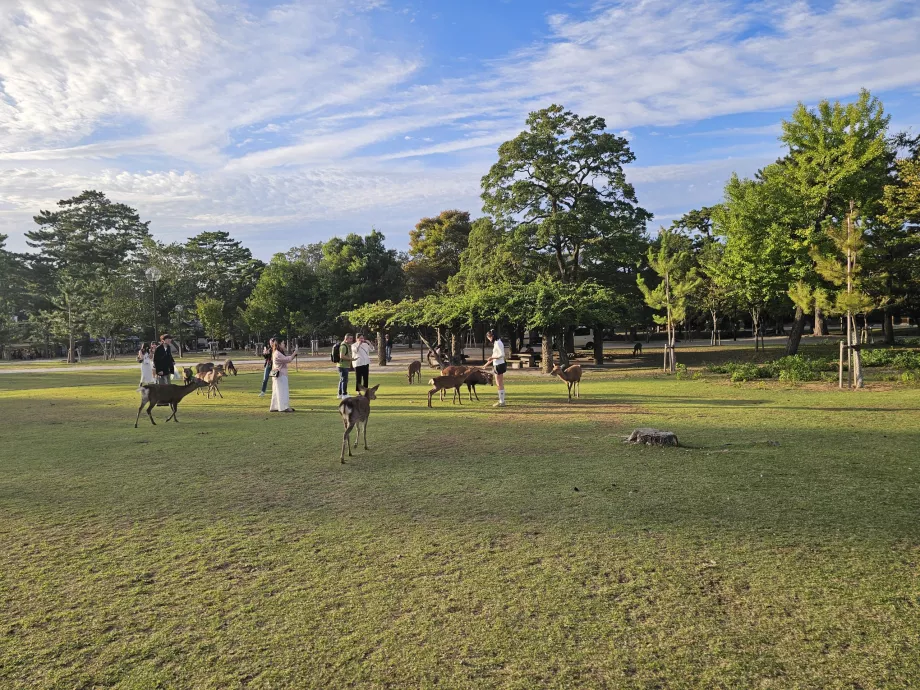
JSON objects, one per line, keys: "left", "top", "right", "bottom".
{"left": 407, "top": 360, "right": 422, "bottom": 384}
{"left": 135, "top": 379, "right": 209, "bottom": 427}
{"left": 339, "top": 384, "right": 379, "bottom": 463}
{"left": 633, "top": 343, "right": 642, "bottom": 356}
{"left": 463, "top": 369, "right": 494, "bottom": 401}
{"left": 427, "top": 374, "right": 469, "bottom": 407}
{"left": 182, "top": 367, "right": 195, "bottom": 385}
{"left": 550, "top": 364, "right": 582, "bottom": 401}
{"left": 199, "top": 369, "right": 225, "bottom": 399}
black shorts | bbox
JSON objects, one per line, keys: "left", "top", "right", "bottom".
{"left": 495, "top": 363, "right": 507, "bottom": 375}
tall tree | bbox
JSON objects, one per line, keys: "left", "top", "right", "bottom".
{"left": 637, "top": 229, "right": 700, "bottom": 372}
{"left": 481, "top": 104, "right": 651, "bottom": 285}
{"left": 776, "top": 89, "right": 891, "bottom": 344}
{"left": 404, "top": 210, "right": 472, "bottom": 296}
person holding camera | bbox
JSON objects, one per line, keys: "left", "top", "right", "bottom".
{"left": 258, "top": 337, "right": 276, "bottom": 398}
{"left": 351, "top": 333, "right": 375, "bottom": 390}
{"left": 269, "top": 339, "right": 298, "bottom": 413}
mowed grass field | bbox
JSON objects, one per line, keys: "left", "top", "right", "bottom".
{"left": 1, "top": 365, "right": 919, "bottom": 688}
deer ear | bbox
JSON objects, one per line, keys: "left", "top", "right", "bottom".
{"left": 371, "top": 384, "right": 380, "bottom": 392}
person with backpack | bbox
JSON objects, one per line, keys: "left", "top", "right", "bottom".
{"left": 336, "top": 334, "right": 354, "bottom": 399}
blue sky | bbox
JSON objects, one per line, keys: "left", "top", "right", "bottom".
{"left": 1, "top": 0, "right": 919, "bottom": 259}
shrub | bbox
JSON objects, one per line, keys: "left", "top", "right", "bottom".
{"left": 895, "top": 337, "right": 920, "bottom": 347}
{"left": 900, "top": 370, "right": 920, "bottom": 383}
{"left": 706, "top": 363, "right": 735, "bottom": 374}
{"left": 859, "top": 348, "right": 896, "bottom": 367}
{"left": 730, "top": 363, "right": 774, "bottom": 382}
{"left": 774, "top": 355, "right": 832, "bottom": 382}
{"left": 891, "top": 351, "right": 920, "bottom": 370}
{"left": 675, "top": 363, "right": 690, "bottom": 380}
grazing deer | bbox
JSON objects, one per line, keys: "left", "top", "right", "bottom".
{"left": 427, "top": 374, "right": 469, "bottom": 407}
{"left": 407, "top": 360, "right": 422, "bottom": 384}
{"left": 135, "top": 380, "right": 208, "bottom": 427}
{"left": 224, "top": 360, "right": 238, "bottom": 376}
{"left": 633, "top": 343, "right": 642, "bottom": 356}
{"left": 463, "top": 369, "right": 494, "bottom": 401}
{"left": 550, "top": 364, "right": 582, "bottom": 401}
{"left": 339, "top": 384, "right": 379, "bottom": 463}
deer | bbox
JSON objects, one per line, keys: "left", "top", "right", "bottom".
{"left": 427, "top": 374, "right": 470, "bottom": 407}
{"left": 633, "top": 343, "right": 643, "bottom": 356}
{"left": 199, "top": 368, "right": 225, "bottom": 399}
{"left": 339, "top": 384, "right": 379, "bottom": 463}
{"left": 135, "top": 379, "right": 209, "bottom": 427}
{"left": 182, "top": 367, "right": 195, "bottom": 385}
{"left": 550, "top": 363, "right": 582, "bottom": 401}
{"left": 463, "top": 368, "right": 494, "bottom": 401}
{"left": 407, "top": 360, "right": 422, "bottom": 384}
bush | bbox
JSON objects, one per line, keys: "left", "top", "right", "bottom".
{"left": 895, "top": 337, "right": 920, "bottom": 347}
{"left": 774, "top": 355, "right": 833, "bottom": 382}
{"left": 706, "top": 363, "right": 735, "bottom": 374}
{"left": 900, "top": 370, "right": 920, "bottom": 383}
{"left": 891, "top": 351, "right": 920, "bottom": 370}
{"left": 859, "top": 348, "right": 896, "bottom": 367}
{"left": 730, "top": 362, "right": 774, "bottom": 382}
{"left": 675, "top": 363, "right": 690, "bottom": 380}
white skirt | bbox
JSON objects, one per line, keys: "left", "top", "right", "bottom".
{"left": 269, "top": 373, "right": 290, "bottom": 411}
{"left": 140, "top": 361, "right": 155, "bottom": 384}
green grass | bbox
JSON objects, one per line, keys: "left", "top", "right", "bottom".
{"left": 2, "top": 366, "right": 920, "bottom": 688}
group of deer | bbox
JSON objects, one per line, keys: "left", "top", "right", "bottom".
{"left": 407, "top": 362, "right": 495, "bottom": 408}
{"left": 134, "top": 359, "right": 237, "bottom": 427}
{"left": 408, "top": 359, "right": 582, "bottom": 403}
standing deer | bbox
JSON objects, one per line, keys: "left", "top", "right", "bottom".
{"left": 407, "top": 360, "right": 422, "bottom": 384}
{"left": 463, "top": 369, "right": 494, "bottom": 401}
{"left": 200, "top": 369, "right": 225, "bottom": 399}
{"left": 550, "top": 364, "right": 582, "bottom": 401}
{"left": 339, "top": 384, "right": 379, "bottom": 463}
{"left": 135, "top": 379, "right": 209, "bottom": 427}
{"left": 427, "top": 374, "right": 468, "bottom": 407}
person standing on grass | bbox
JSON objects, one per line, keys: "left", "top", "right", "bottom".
{"left": 269, "top": 340, "right": 298, "bottom": 412}
{"left": 259, "top": 338, "right": 276, "bottom": 398}
{"left": 153, "top": 334, "right": 176, "bottom": 385}
{"left": 385, "top": 333, "right": 392, "bottom": 362}
{"left": 484, "top": 329, "right": 507, "bottom": 407}
{"left": 138, "top": 343, "right": 155, "bottom": 385}
{"left": 352, "top": 333, "right": 375, "bottom": 391}
{"left": 337, "top": 333, "right": 354, "bottom": 399}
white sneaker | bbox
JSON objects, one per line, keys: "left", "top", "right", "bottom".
{"left": 493, "top": 401, "right": 505, "bottom": 407}
{"left": 258, "top": 392, "right": 265, "bottom": 397}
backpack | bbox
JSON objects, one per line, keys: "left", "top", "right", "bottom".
{"left": 331, "top": 341, "right": 341, "bottom": 363}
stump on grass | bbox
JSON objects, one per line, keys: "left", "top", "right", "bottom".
{"left": 626, "top": 428, "right": 679, "bottom": 447}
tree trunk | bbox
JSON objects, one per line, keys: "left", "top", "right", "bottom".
{"left": 785, "top": 306, "right": 806, "bottom": 356}
{"left": 564, "top": 326, "right": 575, "bottom": 357}
{"left": 450, "top": 329, "right": 460, "bottom": 365}
{"left": 558, "top": 327, "right": 570, "bottom": 367}
{"left": 814, "top": 306, "right": 828, "bottom": 336}
{"left": 67, "top": 298, "right": 75, "bottom": 364}
{"left": 883, "top": 308, "right": 895, "bottom": 345}
{"left": 377, "top": 326, "right": 387, "bottom": 366}
{"left": 541, "top": 328, "right": 554, "bottom": 373}
{"left": 850, "top": 314, "right": 864, "bottom": 388}
{"left": 630, "top": 325, "right": 637, "bottom": 341}
{"left": 593, "top": 325, "right": 604, "bottom": 366}
{"left": 751, "top": 309, "right": 760, "bottom": 352}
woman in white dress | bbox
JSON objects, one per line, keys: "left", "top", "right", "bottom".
{"left": 138, "top": 343, "right": 156, "bottom": 385}
{"left": 269, "top": 340, "right": 298, "bottom": 412}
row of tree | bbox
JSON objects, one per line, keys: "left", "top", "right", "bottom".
{"left": 1, "top": 90, "right": 919, "bottom": 370}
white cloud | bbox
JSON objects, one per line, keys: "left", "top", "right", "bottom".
{"left": 1, "top": 0, "right": 920, "bottom": 257}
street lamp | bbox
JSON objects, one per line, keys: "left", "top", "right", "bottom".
{"left": 146, "top": 267, "right": 162, "bottom": 340}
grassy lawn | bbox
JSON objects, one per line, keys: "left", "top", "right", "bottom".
{"left": 1, "top": 365, "right": 919, "bottom": 687}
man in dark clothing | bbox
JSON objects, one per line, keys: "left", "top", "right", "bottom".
{"left": 259, "top": 337, "right": 276, "bottom": 397}
{"left": 153, "top": 334, "right": 176, "bottom": 385}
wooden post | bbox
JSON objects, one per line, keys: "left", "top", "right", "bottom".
{"left": 839, "top": 341, "right": 844, "bottom": 389}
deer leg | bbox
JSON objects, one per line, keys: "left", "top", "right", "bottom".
{"left": 214, "top": 386, "right": 223, "bottom": 399}
{"left": 354, "top": 421, "right": 361, "bottom": 448}
{"left": 341, "top": 422, "right": 354, "bottom": 462}
{"left": 428, "top": 390, "right": 435, "bottom": 407}
{"left": 135, "top": 400, "right": 146, "bottom": 428}
{"left": 363, "top": 419, "right": 369, "bottom": 450}
{"left": 146, "top": 400, "right": 157, "bottom": 425}
{"left": 167, "top": 403, "right": 178, "bottom": 422}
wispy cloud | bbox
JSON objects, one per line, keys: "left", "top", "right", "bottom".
{"left": 1, "top": 0, "right": 919, "bottom": 256}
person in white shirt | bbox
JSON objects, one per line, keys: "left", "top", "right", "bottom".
{"left": 351, "top": 333, "right": 376, "bottom": 390}
{"left": 484, "top": 329, "right": 507, "bottom": 407}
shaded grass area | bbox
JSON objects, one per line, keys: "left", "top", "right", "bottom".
{"left": 2, "top": 368, "right": 920, "bottom": 687}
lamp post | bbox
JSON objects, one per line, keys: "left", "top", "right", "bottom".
{"left": 175, "top": 304, "right": 184, "bottom": 358}
{"left": 145, "top": 267, "right": 162, "bottom": 340}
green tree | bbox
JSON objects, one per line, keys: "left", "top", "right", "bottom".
{"left": 404, "top": 210, "right": 471, "bottom": 296}
{"left": 481, "top": 104, "right": 651, "bottom": 285}
{"left": 342, "top": 300, "right": 399, "bottom": 366}
{"left": 196, "top": 296, "right": 227, "bottom": 345}
{"left": 777, "top": 89, "right": 891, "bottom": 343}
{"left": 637, "top": 229, "right": 701, "bottom": 372}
